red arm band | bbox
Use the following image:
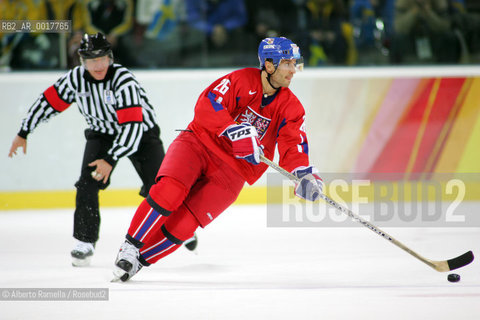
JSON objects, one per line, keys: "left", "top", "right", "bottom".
{"left": 116, "top": 106, "right": 143, "bottom": 124}
{"left": 43, "top": 85, "right": 71, "bottom": 112}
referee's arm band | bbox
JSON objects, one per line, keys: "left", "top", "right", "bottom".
{"left": 116, "top": 106, "right": 143, "bottom": 124}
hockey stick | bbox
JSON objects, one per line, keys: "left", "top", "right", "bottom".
{"left": 260, "top": 155, "right": 474, "bottom": 272}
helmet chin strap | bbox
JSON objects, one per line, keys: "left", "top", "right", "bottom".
{"left": 265, "top": 67, "right": 280, "bottom": 92}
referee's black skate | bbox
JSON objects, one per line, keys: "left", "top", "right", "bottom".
{"left": 71, "top": 240, "right": 95, "bottom": 267}
{"left": 112, "top": 241, "right": 143, "bottom": 282}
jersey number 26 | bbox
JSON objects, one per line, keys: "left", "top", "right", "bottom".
{"left": 213, "top": 79, "right": 231, "bottom": 95}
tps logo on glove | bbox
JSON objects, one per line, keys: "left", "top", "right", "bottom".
{"left": 227, "top": 127, "right": 252, "bottom": 141}
{"left": 225, "top": 123, "right": 264, "bottom": 165}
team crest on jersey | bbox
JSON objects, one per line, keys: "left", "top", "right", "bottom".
{"left": 235, "top": 107, "right": 271, "bottom": 139}
{"left": 103, "top": 90, "right": 116, "bottom": 105}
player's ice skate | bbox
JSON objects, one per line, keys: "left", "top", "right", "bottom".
{"left": 71, "top": 240, "right": 95, "bottom": 267}
{"left": 112, "top": 241, "right": 143, "bottom": 282}
{"left": 184, "top": 232, "right": 198, "bottom": 254}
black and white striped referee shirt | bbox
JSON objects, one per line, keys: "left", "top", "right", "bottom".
{"left": 19, "top": 64, "right": 158, "bottom": 165}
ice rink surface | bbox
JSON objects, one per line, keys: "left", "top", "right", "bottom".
{"left": 0, "top": 204, "right": 479, "bottom": 320}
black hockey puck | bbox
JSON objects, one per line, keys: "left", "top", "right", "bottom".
{"left": 447, "top": 273, "right": 461, "bottom": 283}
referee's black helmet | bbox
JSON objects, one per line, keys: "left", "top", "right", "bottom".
{"left": 78, "top": 32, "right": 112, "bottom": 59}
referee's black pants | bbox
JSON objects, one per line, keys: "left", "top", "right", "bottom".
{"left": 73, "top": 125, "right": 165, "bottom": 243}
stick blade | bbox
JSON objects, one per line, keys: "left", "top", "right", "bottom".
{"left": 447, "top": 250, "right": 474, "bottom": 271}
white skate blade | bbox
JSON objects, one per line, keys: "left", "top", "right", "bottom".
{"left": 187, "top": 247, "right": 199, "bottom": 255}
{"left": 111, "top": 266, "right": 127, "bottom": 282}
{"left": 72, "top": 256, "right": 92, "bottom": 267}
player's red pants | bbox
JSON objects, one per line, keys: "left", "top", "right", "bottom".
{"left": 126, "top": 130, "right": 245, "bottom": 265}
{"left": 127, "top": 199, "right": 199, "bottom": 265}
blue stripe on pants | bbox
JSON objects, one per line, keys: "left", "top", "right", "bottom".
{"left": 142, "top": 239, "right": 175, "bottom": 259}
{"left": 133, "top": 209, "right": 161, "bottom": 241}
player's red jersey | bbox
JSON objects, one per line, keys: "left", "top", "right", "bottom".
{"left": 187, "top": 68, "right": 310, "bottom": 185}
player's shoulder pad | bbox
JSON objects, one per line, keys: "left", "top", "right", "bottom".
{"left": 281, "top": 87, "right": 303, "bottom": 107}
{"left": 226, "top": 68, "right": 261, "bottom": 92}
{"left": 276, "top": 88, "right": 305, "bottom": 119}
{"left": 231, "top": 67, "right": 261, "bottom": 80}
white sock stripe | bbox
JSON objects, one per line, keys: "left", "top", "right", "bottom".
{"left": 132, "top": 207, "right": 154, "bottom": 238}
{"left": 140, "top": 237, "right": 168, "bottom": 254}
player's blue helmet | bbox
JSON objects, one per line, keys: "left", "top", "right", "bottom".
{"left": 258, "top": 37, "right": 303, "bottom": 70}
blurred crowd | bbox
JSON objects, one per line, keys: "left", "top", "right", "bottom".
{"left": 1, "top": 0, "right": 480, "bottom": 70}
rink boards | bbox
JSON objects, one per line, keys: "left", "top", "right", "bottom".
{"left": 1, "top": 66, "right": 480, "bottom": 209}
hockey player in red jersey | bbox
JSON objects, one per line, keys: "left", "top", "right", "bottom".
{"left": 113, "top": 37, "right": 324, "bottom": 281}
